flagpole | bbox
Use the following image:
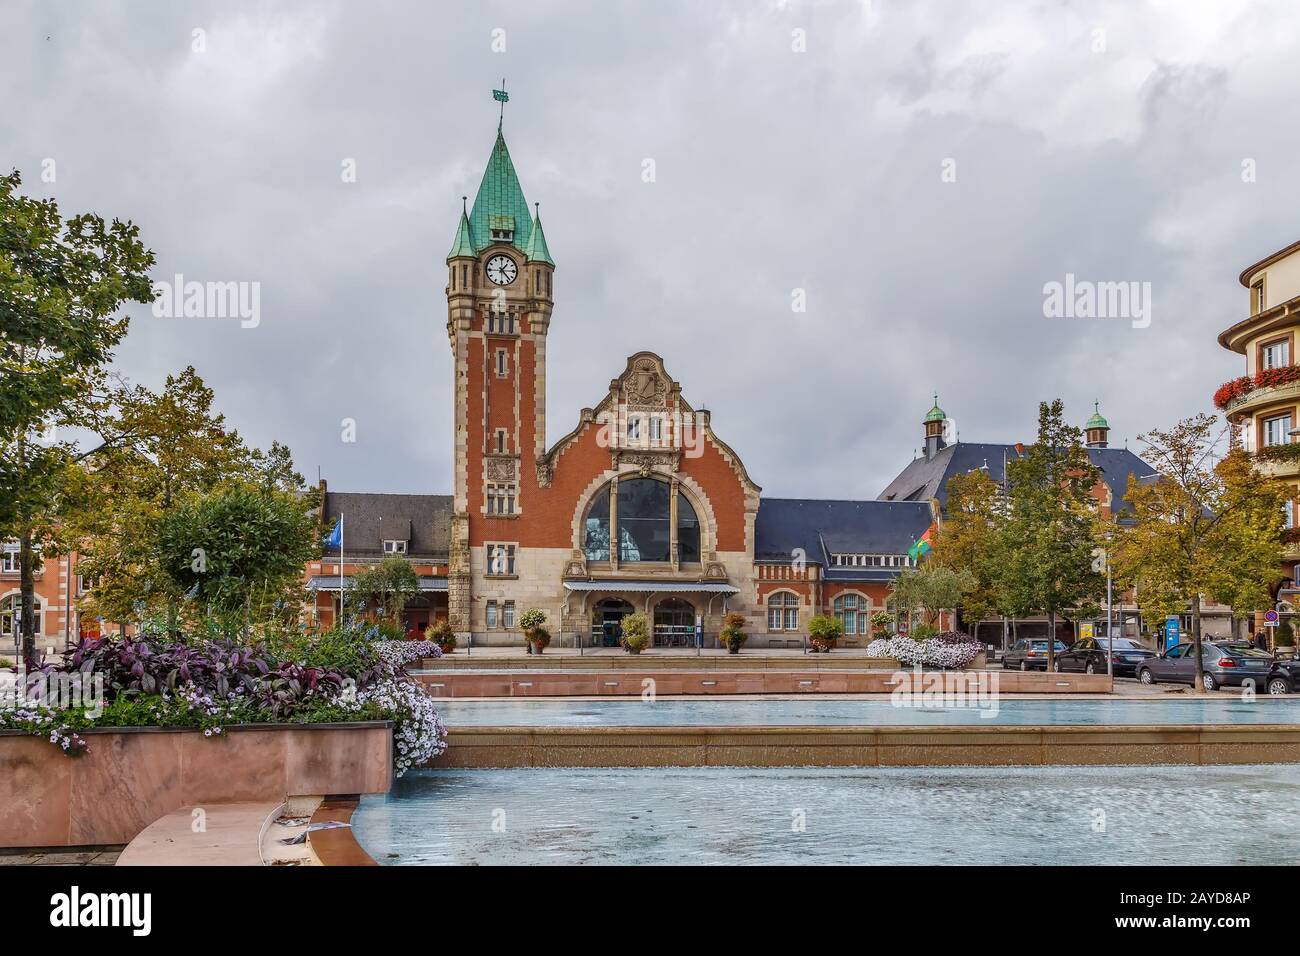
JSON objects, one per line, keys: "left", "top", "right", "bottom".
{"left": 339, "top": 516, "right": 345, "bottom": 629}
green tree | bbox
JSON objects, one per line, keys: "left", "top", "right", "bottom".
{"left": 156, "top": 484, "right": 318, "bottom": 636}
{"left": 889, "top": 563, "right": 976, "bottom": 628}
{"left": 933, "top": 468, "right": 1011, "bottom": 636}
{"left": 997, "top": 399, "right": 1103, "bottom": 671}
{"left": 69, "top": 367, "right": 308, "bottom": 634}
{"left": 0, "top": 170, "right": 155, "bottom": 668}
{"left": 346, "top": 556, "right": 421, "bottom": 626}
{"left": 1112, "top": 415, "right": 1286, "bottom": 689}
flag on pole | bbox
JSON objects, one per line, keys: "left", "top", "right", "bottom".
{"left": 324, "top": 517, "right": 342, "bottom": 548}
{"left": 907, "top": 524, "right": 935, "bottom": 562}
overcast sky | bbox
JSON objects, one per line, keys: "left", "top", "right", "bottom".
{"left": 4, "top": 0, "right": 1297, "bottom": 499}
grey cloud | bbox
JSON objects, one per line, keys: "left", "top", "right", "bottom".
{"left": 1, "top": 0, "right": 1294, "bottom": 500}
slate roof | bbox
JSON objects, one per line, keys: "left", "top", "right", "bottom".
{"left": 321, "top": 492, "right": 452, "bottom": 561}
{"left": 754, "top": 498, "right": 934, "bottom": 576}
{"left": 877, "top": 442, "right": 1157, "bottom": 513}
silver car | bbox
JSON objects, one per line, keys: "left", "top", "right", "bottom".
{"left": 1136, "top": 641, "right": 1274, "bottom": 692}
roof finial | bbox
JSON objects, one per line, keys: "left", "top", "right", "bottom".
{"left": 534, "top": 201, "right": 540, "bottom": 220}
{"left": 462, "top": 195, "right": 468, "bottom": 214}
{"left": 493, "top": 79, "right": 509, "bottom": 130}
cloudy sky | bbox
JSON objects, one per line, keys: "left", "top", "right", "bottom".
{"left": 4, "top": 0, "right": 1297, "bottom": 498}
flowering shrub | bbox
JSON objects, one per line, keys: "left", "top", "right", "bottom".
{"left": 1214, "top": 366, "right": 1300, "bottom": 410}
{"left": 0, "top": 627, "right": 447, "bottom": 776}
{"left": 375, "top": 640, "right": 442, "bottom": 668}
{"left": 865, "top": 634, "right": 983, "bottom": 669}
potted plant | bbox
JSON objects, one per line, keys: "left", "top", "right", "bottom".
{"left": 870, "top": 610, "right": 893, "bottom": 640}
{"left": 519, "top": 608, "right": 549, "bottom": 654}
{"left": 719, "top": 612, "right": 747, "bottom": 654}
{"left": 807, "top": 614, "right": 843, "bottom": 653}
{"left": 425, "top": 620, "right": 456, "bottom": 655}
{"left": 621, "top": 612, "right": 650, "bottom": 655}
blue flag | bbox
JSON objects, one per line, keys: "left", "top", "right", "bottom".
{"left": 324, "top": 517, "right": 342, "bottom": 548}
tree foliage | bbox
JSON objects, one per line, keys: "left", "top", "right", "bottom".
{"left": 0, "top": 169, "right": 156, "bottom": 667}
{"left": 932, "top": 468, "right": 1009, "bottom": 626}
{"left": 156, "top": 484, "right": 318, "bottom": 635}
{"left": 995, "top": 399, "right": 1103, "bottom": 668}
{"left": 889, "top": 563, "right": 977, "bottom": 627}
{"left": 1112, "top": 414, "right": 1286, "bottom": 678}
{"left": 347, "top": 556, "right": 421, "bottom": 626}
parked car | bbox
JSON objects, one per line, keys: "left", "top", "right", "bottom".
{"left": 1265, "top": 658, "right": 1300, "bottom": 695}
{"left": 1053, "top": 637, "right": 1156, "bottom": 676}
{"left": 1002, "top": 639, "right": 1067, "bottom": 671}
{"left": 1136, "top": 641, "right": 1274, "bottom": 691}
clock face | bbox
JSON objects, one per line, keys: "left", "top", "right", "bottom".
{"left": 486, "top": 255, "right": 517, "bottom": 286}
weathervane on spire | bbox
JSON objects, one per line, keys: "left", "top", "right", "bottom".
{"left": 493, "top": 79, "right": 509, "bottom": 129}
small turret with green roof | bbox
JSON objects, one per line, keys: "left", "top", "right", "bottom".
{"left": 1085, "top": 401, "right": 1110, "bottom": 448}
{"left": 523, "top": 203, "right": 554, "bottom": 266}
{"left": 924, "top": 394, "right": 947, "bottom": 423}
{"left": 923, "top": 394, "right": 948, "bottom": 459}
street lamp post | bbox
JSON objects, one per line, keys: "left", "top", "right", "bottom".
{"left": 1106, "top": 550, "right": 1114, "bottom": 680}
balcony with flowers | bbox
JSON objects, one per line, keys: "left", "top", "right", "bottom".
{"left": 1214, "top": 365, "right": 1300, "bottom": 420}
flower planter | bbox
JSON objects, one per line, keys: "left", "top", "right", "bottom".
{"left": 0, "top": 722, "right": 393, "bottom": 849}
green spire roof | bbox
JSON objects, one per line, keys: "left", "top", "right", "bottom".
{"left": 523, "top": 205, "right": 554, "bottom": 266}
{"left": 1086, "top": 402, "right": 1109, "bottom": 430}
{"left": 467, "top": 130, "right": 534, "bottom": 254}
{"left": 924, "top": 394, "right": 946, "bottom": 422}
{"left": 447, "top": 204, "right": 475, "bottom": 261}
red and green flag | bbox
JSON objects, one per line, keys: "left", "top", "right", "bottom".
{"left": 907, "top": 524, "right": 935, "bottom": 562}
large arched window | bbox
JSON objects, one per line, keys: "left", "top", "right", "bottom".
{"left": 833, "top": 594, "right": 869, "bottom": 635}
{"left": 583, "top": 478, "right": 701, "bottom": 564}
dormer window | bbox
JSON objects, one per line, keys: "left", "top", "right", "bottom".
{"left": 383, "top": 539, "right": 408, "bottom": 555}
{"left": 488, "top": 214, "right": 516, "bottom": 244}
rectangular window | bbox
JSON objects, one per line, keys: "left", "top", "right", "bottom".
{"left": 503, "top": 601, "right": 515, "bottom": 628}
{"left": 649, "top": 416, "right": 663, "bottom": 442}
{"left": 627, "top": 416, "right": 641, "bottom": 441}
{"left": 1263, "top": 339, "right": 1290, "bottom": 370}
{"left": 0, "top": 542, "right": 37, "bottom": 573}
{"left": 486, "top": 601, "right": 498, "bottom": 629}
{"left": 495, "top": 349, "right": 508, "bottom": 377}
{"left": 768, "top": 607, "right": 783, "bottom": 629}
{"left": 486, "top": 483, "right": 517, "bottom": 515}
{"left": 1284, "top": 501, "right": 1295, "bottom": 530}
{"left": 1264, "top": 414, "right": 1293, "bottom": 447}
{"left": 784, "top": 608, "right": 798, "bottom": 630}
{"left": 495, "top": 429, "right": 508, "bottom": 454}
{"left": 1252, "top": 279, "right": 1267, "bottom": 315}
{"left": 383, "top": 539, "right": 408, "bottom": 554}
{"left": 486, "top": 543, "right": 517, "bottom": 576}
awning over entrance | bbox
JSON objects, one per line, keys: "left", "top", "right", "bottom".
{"left": 308, "top": 575, "right": 449, "bottom": 593}
{"left": 563, "top": 580, "right": 738, "bottom": 594}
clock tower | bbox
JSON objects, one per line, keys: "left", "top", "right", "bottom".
{"left": 444, "top": 116, "right": 555, "bottom": 636}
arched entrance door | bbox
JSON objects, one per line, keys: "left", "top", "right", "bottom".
{"left": 592, "top": 599, "right": 634, "bottom": 648}
{"left": 654, "top": 598, "right": 695, "bottom": 647}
